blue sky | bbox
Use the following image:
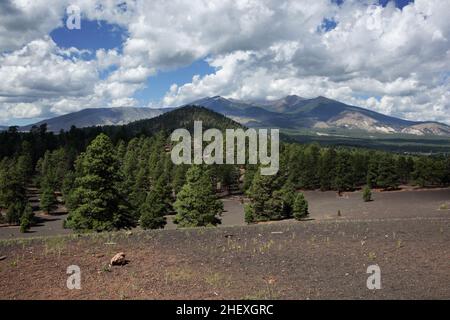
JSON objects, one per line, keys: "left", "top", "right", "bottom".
{"left": 50, "top": 20, "right": 216, "bottom": 108}
{"left": 0, "top": 0, "right": 448, "bottom": 126}
{"left": 47, "top": 0, "right": 414, "bottom": 110}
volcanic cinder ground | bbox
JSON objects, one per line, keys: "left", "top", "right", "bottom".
{"left": 0, "top": 188, "right": 449, "bottom": 299}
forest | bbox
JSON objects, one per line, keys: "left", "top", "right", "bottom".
{"left": 0, "top": 107, "right": 449, "bottom": 232}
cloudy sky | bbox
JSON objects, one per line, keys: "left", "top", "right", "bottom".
{"left": 0, "top": 0, "right": 449, "bottom": 125}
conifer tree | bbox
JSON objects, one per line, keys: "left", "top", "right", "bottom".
{"left": 334, "top": 150, "right": 354, "bottom": 193}
{"left": 293, "top": 192, "right": 309, "bottom": 220}
{"left": 20, "top": 204, "right": 34, "bottom": 233}
{"left": 40, "top": 184, "right": 57, "bottom": 214}
{"left": 244, "top": 170, "right": 284, "bottom": 223}
{"left": 139, "top": 175, "right": 171, "bottom": 229}
{"left": 65, "top": 133, "right": 136, "bottom": 232}
{"left": 278, "top": 179, "right": 296, "bottom": 219}
{"left": 172, "top": 164, "right": 188, "bottom": 194}
{"left": 376, "top": 154, "right": 399, "bottom": 190}
{"left": 319, "top": 148, "right": 337, "bottom": 190}
{"left": 362, "top": 186, "right": 372, "bottom": 202}
{"left": 173, "top": 165, "right": 222, "bottom": 227}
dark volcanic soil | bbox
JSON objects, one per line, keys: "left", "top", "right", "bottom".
{"left": 0, "top": 216, "right": 449, "bottom": 299}
{"left": 1, "top": 188, "right": 449, "bottom": 239}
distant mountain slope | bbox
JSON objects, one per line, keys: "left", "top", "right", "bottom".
{"left": 19, "top": 107, "right": 173, "bottom": 132}
{"left": 8, "top": 95, "right": 450, "bottom": 137}
{"left": 189, "top": 95, "right": 450, "bottom": 137}
{"left": 121, "top": 105, "right": 244, "bottom": 136}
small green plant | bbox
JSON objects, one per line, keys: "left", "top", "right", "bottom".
{"left": 19, "top": 204, "right": 34, "bottom": 233}
{"left": 101, "top": 264, "right": 111, "bottom": 272}
{"left": 293, "top": 192, "right": 309, "bottom": 220}
{"left": 362, "top": 186, "right": 372, "bottom": 202}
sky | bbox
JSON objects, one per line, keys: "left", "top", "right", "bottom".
{"left": 0, "top": 0, "right": 449, "bottom": 126}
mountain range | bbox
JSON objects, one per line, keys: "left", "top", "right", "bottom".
{"left": 6, "top": 95, "right": 450, "bottom": 137}
{"left": 188, "top": 95, "right": 450, "bottom": 136}
{"left": 18, "top": 107, "right": 172, "bottom": 132}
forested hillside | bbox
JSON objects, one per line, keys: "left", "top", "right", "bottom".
{"left": 1, "top": 106, "right": 449, "bottom": 232}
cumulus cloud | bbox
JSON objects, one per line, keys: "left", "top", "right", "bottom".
{"left": 0, "top": 0, "right": 449, "bottom": 125}
{"left": 161, "top": 0, "right": 450, "bottom": 123}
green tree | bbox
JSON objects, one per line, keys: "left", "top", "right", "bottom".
{"left": 40, "top": 184, "right": 57, "bottom": 214}
{"left": 173, "top": 165, "right": 223, "bottom": 227}
{"left": 293, "top": 192, "right": 309, "bottom": 220}
{"left": 6, "top": 202, "right": 24, "bottom": 225}
{"left": 334, "top": 150, "right": 354, "bottom": 193}
{"left": 172, "top": 164, "right": 188, "bottom": 194}
{"left": 0, "top": 158, "right": 27, "bottom": 216}
{"left": 366, "top": 153, "right": 379, "bottom": 188}
{"left": 362, "top": 186, "right": 372, "bottom": 202}
{"left": 319, "top": 148, "right": 337, "bottom": 191}
{"left": 278, "top": 179, "right": 296, "bottom": 219}
{"left": 139, "top": 174, "right": 172, "bottom": 229}
{"left": 20, "top": 204, "right": 34, "bottom": 233}
{"left": 377, "top": 154, "right": 399, "bottom": 190}
{"left": 65, "top": 134, "right": 136, "bottom": 232}
{"left": 244, "top": 170, "right": 285, "bottom": 223}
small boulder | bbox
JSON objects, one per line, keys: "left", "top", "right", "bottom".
{"left": 110, "top": 252, "right": 127, "bottom": 266}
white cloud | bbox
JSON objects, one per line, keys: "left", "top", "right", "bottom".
{"left": 0, "top": 0, "right": 449, "bottom": 125}
{"left": 160, "top": 0, "right": 450, "bottom": 123}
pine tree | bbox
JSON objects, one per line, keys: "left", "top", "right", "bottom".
{"left": 243, "top": 164, "right": 257, "bottom": 192}
{"left": 139, "top": 172, "right": 172, "bottom": 229}
{"left": 20, "top": 204, "right": 34, "bottom": 233}
{"left": 0, "top": 158, "right": 27, "bottom": 215}
{"left": 6, "top": 202, "right": 24, "bottom": 225}
{"left": 244, "top": 170, "right": 284, "bottom": 223}
{"left": 40, "top": 184, "right": 57, "bottom": 214}
{"left": 293, "top": 192, "right": 309, "bottom": 220}
{"left": 334, "top": 150, "right": 354, "bottom": 193}
{"left": 173, "top": 165, "right": 223, "bottom": 227}
{"left": 278, "top": 179, "right": 296, "bottom": 219}
{"left": 362, "top": 186, "right": 372, "bottom": 202}
{"left": 376, "top": 154, "right": 399, "bottom": 190}
{"left": 65, "top": 133, "right": 136, "bottom": 232}
{"left": 172, "top": 164, "right": 188, "bottom": 194}
{"left": 319, "top": 148, "right": 337, "bottom": 191}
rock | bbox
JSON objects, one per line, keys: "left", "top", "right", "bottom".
{"left": 110, "top": 252, "right": 127, "bottom": 266}
{"left": 0, "top": 255, "right": 6, "bottom": 261}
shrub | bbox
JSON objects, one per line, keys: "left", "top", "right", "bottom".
{"left": 293, "top": 192, "right": 309, "bottom": 220}
{"left": 19, "top": 204, "right": 33, "bottom": 233}
{"left": 363, "top": 186, "right": 372, "bottom": 202}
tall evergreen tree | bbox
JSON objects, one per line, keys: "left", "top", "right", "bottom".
{"left": 334, "top": 150, "right": 354, "bottom": 193}
{"left": 173, "top": 165, "right": 223, "bottom": 227}
{"left": 65, "top": 134, "right": 136, "bottom": 231}
{"left": 319, "top": 148, "right": 337, "bottom": 190}
{"left": 293, "top": 192, "right": 309, "bottom": 220}
{"left": 139, "top": 175, "right": 171, "bottom": 229}
{"left": 376, "top": 154, "right": 399, "bottom": 190}
{"left": 245, "top": 170, "right": 285, "bottom": 223}
{"left": 40, "top": 184, "right": 57, "bottom": 214}
{"left": 20, "top": 203, "right": 34, "bottom": 233}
